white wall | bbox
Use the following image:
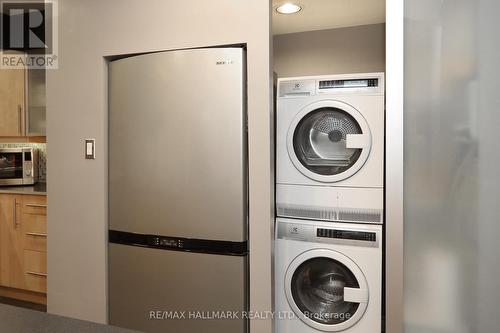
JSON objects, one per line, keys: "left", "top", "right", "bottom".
{"left": 273, "top": 24, "right": 385, "bottom": 77}
{"left": 46, "top": 1, "right": 272, "bottom": 332}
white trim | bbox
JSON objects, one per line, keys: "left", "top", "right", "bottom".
{"left": 385, "top": 0, "right": 404, "bottom": 332}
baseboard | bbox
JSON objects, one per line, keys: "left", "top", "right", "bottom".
{"left": 0, "top": 285, "right": 46, "bottom": 305}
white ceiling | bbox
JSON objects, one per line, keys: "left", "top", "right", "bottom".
{"left": 272, "top": 0, "right": 386, "bottom": 35}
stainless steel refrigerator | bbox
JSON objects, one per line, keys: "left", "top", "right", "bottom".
{"left": 108, "top": 47, "right": 248, "bottom": 333}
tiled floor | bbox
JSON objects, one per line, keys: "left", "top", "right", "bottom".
{"left": 0, "top": 296, "right": 46, "bottom": 312}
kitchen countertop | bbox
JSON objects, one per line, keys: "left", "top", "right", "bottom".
{"left": 0, "top": 183, "right": 47, "bottom": 196}
{"left": 0, "top": 303, "right": 141, "bottom": 333}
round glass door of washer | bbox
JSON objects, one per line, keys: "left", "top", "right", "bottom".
{"left": 287, "top": 101, "right": 371, "bottom": 182}
{"left": 284, "top": 249, "right": 369, "bottom": 332}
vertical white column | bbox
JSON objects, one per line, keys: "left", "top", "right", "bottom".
{"left": 385, "top": 0, "right": 404, "bottom": 332}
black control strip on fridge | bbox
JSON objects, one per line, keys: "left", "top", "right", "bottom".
{"left": 109, "top": 230, "right": 248, "bottom": 256}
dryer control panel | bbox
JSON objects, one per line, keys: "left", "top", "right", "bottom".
{"left": 278, "top": 73, "right": 385, "bottom": 98}
{"left": 318, "top": 78, "right": 379, "bottom": 89}
{"left": 279, "top": 80, "right": 316, "bottom": 97}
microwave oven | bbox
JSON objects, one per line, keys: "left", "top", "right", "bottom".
{"left": 0, "top": 148, "right": 39, "bottom": 186}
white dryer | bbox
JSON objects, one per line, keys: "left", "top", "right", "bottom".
{"left": 276, "top": 73, "right": 384, "bottom": 224}
{"left": 275, "top": 218, "right": 382, "bottom": 333}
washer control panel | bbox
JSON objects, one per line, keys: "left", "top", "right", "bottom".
{"left": 277, "top": 220, "right": 380, "bottom": 248}
{"left": 317, "top": 228, "right": 376, "bottom": 242}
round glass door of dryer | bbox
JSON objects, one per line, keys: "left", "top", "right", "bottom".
{"left": 293, "top": 108, "right": 362, "bottom": 174}
{"left": 284, "top": 250, "right": 369, "bottom": 332}
{"left": 287, "top": 102, "right": 371, "bottom": 183}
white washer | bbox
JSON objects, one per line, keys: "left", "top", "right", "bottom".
{"left": 276, "top": 73, "right": 384, "bottom": 224}
{"left": 275, "top": 218, "right": 382, "bottom": 333}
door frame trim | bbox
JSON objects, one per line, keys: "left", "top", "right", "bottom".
{"left": 385, "top": 0, "right": 404, "bottom": 332}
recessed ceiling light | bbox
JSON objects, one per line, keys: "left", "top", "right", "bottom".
{"left": 276, "top": 3, "right": 302, "bottom": 14}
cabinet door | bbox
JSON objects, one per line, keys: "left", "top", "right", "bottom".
{"left": 26, "top": 69, "right": 46, "bottom": 136}
{"left": 22, "top": 213, "right": 47, "bottom": 252}
{"left": 0, "top": 67, "right": 25, "bottom": 136}
{"left": 23, "top": 250, "right": 46, "bottom": 293}
{"left": 0, "top": 195, "right": 24, "bottom": 289}
{"left": 21, "top": 195, "right": 47, "bottom": 252}
{"left": 21, "top": 195, "right": 47, "bottom": 293}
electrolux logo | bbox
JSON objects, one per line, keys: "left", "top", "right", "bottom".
{"left": 0, "top": 0, "right": 58, "bottom": 69}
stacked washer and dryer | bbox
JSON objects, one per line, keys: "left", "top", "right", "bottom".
{"left": 275, "top": 73, "right": 385, "bottom": 333}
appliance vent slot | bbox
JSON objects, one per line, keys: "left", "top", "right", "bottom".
{"left": 283, "top": 92, "right": 311, "bottom": 97}
{"left": 338, "top": 209, "right": 382, "bottom": 223}
{"left": 277, "top": 205, "right": 337, "bottom": 221}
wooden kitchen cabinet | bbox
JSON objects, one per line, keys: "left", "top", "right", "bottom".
{"left": 20, "top": 195, "right": 47, "bottom": 294}
{"left": 0, "top": 195, "right": 24, "bottom": 289}
{"left": 23, "top": 250, "right": 47, "bottom": 293}
{"left": 23, "top": 209, "right": 47, "bottom": 252}
{"left": 0, "top": 67, "right": 25, "bottom": 136}
{"left": 0, "top": 193, "right": 47, "bottom": 303}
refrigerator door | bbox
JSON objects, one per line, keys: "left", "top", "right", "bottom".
{"left": 109, "top": 243, "right": 247, "bottom": 333}
{"left": 109, "top": 47, "right": 247, "bottom": 242}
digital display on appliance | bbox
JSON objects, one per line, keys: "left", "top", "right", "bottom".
{"left": 319, "top": 78, "right": 378, "bottom": 89}
{"left": 317, "top": 228, "right": 376, "bottom": 242}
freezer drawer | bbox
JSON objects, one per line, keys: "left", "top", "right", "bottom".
{"left": 108, "top": 243, "right": 247, "bottom": 333}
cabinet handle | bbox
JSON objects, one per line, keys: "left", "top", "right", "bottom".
{"left": 25, "top": 203, "right": 47, "bottom": 208}
{"left": 26, "top": 271, "right": 47, "bottom": 277}
{"left": 13, "top": 198, "right": 18, "bottom": 228}
{"left": 26, "top": 232, "right": 47, "bottom": 237}
{"left": 18, "top": 105, "right": 22, "bottom": 134}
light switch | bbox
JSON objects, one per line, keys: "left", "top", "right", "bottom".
{"left": 86, "top": 142, "right": 93, "bottom": 155}
{"left": 85, "top": 139, "right": 95, "bottom": 159}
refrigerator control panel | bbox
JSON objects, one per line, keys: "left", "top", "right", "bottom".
{"left": 109, "top": 230, "right": 248, "bottom": 256}
{"left": 149, "top": 236, "right": 183, "bottom": 249}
